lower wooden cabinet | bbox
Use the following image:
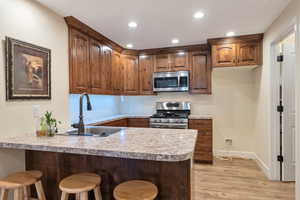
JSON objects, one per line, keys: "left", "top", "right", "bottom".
{"left": 188, "top": 119, "right": 213, "bottom": 163}
{"left": 97, "top": 119, "right": 128, "bottom": 127}
{"left": 94, "top": 118, "right": 149, "bottom": 128}
{"left": 127, "top": 118, "right": 150, "bottom": 128}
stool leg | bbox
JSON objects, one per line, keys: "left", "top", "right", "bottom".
{"left": 61, "top": 192, "right": 69, "bottom": 200}
{"left": 80, "top": 192, "right": 88, "bottom": 200}
{"left": 93, "top": 186, "right": 102, "bottom": 200}
{"left": 0, "top": 189, "right": 8, "bottom": 200}
{"left": 35, "top": 180, "right": 46, "bottom": 200}
{"left": 23, "top": 186, "right": 31, "bottom": 200}
{"left": 13, "top": 188, "right": 23, "bottom": 200}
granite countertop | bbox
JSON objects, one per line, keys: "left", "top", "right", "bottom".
{"left": 188, "top": 114, "right": 213, "bottom": 120}
{"left": 85, "top": 114, "right": 213, "bottom": 125}
{"left": 0, "top": 128, "right": 197, "bottom": 162}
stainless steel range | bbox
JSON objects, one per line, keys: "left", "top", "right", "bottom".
{"left": 150, "top": 102, "right": 191, "bottom": 129}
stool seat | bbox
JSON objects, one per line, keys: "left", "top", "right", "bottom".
{"left": 0, "top": 170, "right": 42, "bottom": 189}
{"left": 59, "top": 173, "right": 101, "bottom": 194}
{"left": 113, "top": 180, "right": 158, "bottom": 200}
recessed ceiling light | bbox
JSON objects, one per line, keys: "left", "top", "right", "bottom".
{"left": 194, "top": 11, "right": 205, "bottom": 19}
{"left": 226, "top": 31, "right": 235, "bottom": 37}
{"left": 128, "top": 21, "right": 138, "bottom": 28}
{"left": 172, "top": 39, "right": 179, "bottom": 44}
{"left": 126, "top": 44, "right": 133, "bottom": 48}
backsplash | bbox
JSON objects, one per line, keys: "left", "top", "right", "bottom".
{"left": 69, "top": 94, "right": 121, "bottom": 124}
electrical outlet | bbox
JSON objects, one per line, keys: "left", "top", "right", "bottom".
{"left": 225, "top": 139, "right": 233, "bottom": 146}
{"left": 32, "top": 105, "right": 41, "bottom": 118}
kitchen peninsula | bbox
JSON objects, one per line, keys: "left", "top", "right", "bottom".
{"left": 0, "top": 127, "right": 197, "bottom": 200}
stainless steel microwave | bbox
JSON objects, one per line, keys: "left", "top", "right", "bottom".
{"left": 153, "top": 71, "right": 189, "bottom": 92}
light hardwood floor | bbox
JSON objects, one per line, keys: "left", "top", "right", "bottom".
{"left": 192, "top": 158, "right": 295, "bottom": 200}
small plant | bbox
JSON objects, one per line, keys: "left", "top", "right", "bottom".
{"left": 40, "top": 111, "right": 61, "bottom": 136}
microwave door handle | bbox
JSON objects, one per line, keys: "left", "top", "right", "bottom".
{"left": 178, "top": 76, "right": 180, "bottom": 87}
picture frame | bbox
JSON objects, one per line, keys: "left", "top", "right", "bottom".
{"left": 5, "top": 37, "right": 51, "bottom": 100}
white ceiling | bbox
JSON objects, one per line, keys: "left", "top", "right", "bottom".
{"left": 36, "top": 0, "right": 290, "bottom": 49}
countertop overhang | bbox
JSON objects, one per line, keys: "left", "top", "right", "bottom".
{"left": 0, "top": 128, "right": 197, "bottom": 162}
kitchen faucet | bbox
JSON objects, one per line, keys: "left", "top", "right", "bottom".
{"left": 72, "top": 93, "right": 92, "bottom": 135}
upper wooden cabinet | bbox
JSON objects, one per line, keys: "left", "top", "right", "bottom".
{"left": 189, "top": 52, "right": 211, "bottom": 94}
{"left": 122, "top": 55, "right": 139, "bottom": 95}
{"left": 111, "top": 51, "right": 123, "bottom": 94}
{"left": 139, "top": 55, "right": 155, "bottom": 95}
{"left": 211, "top": 44, "right": 236, "bottom": 67}
{"left": 170, "top": 52, "right": 189, "bottom": 71}
{"left": 89, "top": 39, "right": 113, "bottom": 94}
{"left": 209, "top": 34, "right": 263, "bottom": 68}
{"left": 154, "top": 54, "right": 170, "bottom": 72}
{"left": 154, "top": 52, "right": 189, "bottom": 72}
{"left": 236, "top": 42, "right": 261, "bottom": 66}
{"left": 69, "top": 28, "right": 90, "bottom": 93}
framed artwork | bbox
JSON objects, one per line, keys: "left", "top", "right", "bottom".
{"left": 5, "top": 37, "right": 51, "bottom": 100}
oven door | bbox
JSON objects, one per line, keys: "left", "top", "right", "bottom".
{"left": 150, "top": 123, "right": 188, "bottom": 129}
{"left": 153, "top": 71, "right": 189, "bottom": 92}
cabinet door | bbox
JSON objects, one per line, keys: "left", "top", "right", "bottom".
{"left": 170, "top": 52, "right": 189, "bottom": 71}
{"left": 101, "top": 46, "right": 113, "bottom": 94}
{"left": 154, "top": 54, "right": 170, "bottom": 72}
{"left": 237, "top": 42, "right": 261, "bottom": 66}
{"left": 212, "top": 44, "right": 237, "bottom": 67}
{"left": 139, "top": 55, "right": 155, "bottom": 95}
{"left": 190, "top": 52, "right": 211, "bottom": 94}
{"left": 123, "top": 55, "right": 139, "bottom": 95}
{"left": 111, "top": 51, "right": 123, "bottom": 94}
{"left": 69, "top": 28, "right": 90, "bottom": 93}
{"left": 127, "top": 118, "right": 150, "bottom": 128}
{"left": 188, "top": 119, "right": 213, "bottom": 163}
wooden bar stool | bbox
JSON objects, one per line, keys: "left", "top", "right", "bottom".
{"left": 0, "top": 170, "right": 46, "bottom": 200}
{"left": 59, "top": 173, "right": 102, "bottom": 200}
{"left": 113, "top": 180, "right": 158, "bottom": 200}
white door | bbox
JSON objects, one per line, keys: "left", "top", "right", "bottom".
{"left": 282, "top": 42, "right": 296, "bottom": 181}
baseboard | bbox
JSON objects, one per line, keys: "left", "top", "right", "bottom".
{"left": 254, "top": 154, "right": 271, "bottom": 179}
{"left": 214, "top": 150, "right": 271, "bottom": 179}
{"left": 214, "top": 150, "right": 256, "bottom": 159}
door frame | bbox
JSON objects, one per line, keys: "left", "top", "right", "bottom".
{"left": 269, "top": 18, "right": 298, "bottom": 181}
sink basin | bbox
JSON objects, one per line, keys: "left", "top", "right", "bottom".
{"left": 63, "top": 126, "right": 124, "bottom": 137}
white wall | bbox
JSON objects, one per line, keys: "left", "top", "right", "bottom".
{"left": 121, "top": 68, "right": 256, "bottom": 153}
{"left": 0, "top": 0, "right": 69, "bottom": 179}
{"left": 70, "top": 94, "right": 121, "bottom": 124}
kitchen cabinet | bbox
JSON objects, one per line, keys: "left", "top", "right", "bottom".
{"left": 122, "top": 55, "right": 140, "bottom": 95}
{"left": 236, "top": 42, "right": 261, "bottom": 66}
{"left": 188, "top": 119, "right": 213, "bottom": 163}
{"left": 111, "top": 51, "right": 123, "bottom": 94}
{"left": 154, "top": 54, "right": 170, "bottom": 72}
{"left": 69, "top": 28, "right": 90, "bottom": 93}
{"left": 170, "top": 52, "right": 189, "bottom": 71}
{"left": 127, "top": 118, "right": 150, "bottom": 128}
{"left": 209, "top": 34, "right": 263, "bottom": 68}
{"left": 189, "top": 52, "right": 211, "bottom": 94}
{"left": 212, "top": 44, "right": 237, "bottom": 67}
{"left": 93, "top": 118, "right": 149, "bottom": 128}
{"left": 154, "top": 52, "right": 189, "bottom": 72}
{"left": 139, "top": 55, "right": 155, "bottom": 95}
{"left": 97, "top": 119, "right": 128, "bottom": 127}
{"left": 89, "top": 39, "right": 113, "bottom": 94}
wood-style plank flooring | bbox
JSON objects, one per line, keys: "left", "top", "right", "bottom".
{"left": 192, "top": 158, "right": 295, "bottom": 200}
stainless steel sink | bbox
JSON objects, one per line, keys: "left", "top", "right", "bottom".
{"left": 62, "top": 126, "right": 124, "bottom": 137}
